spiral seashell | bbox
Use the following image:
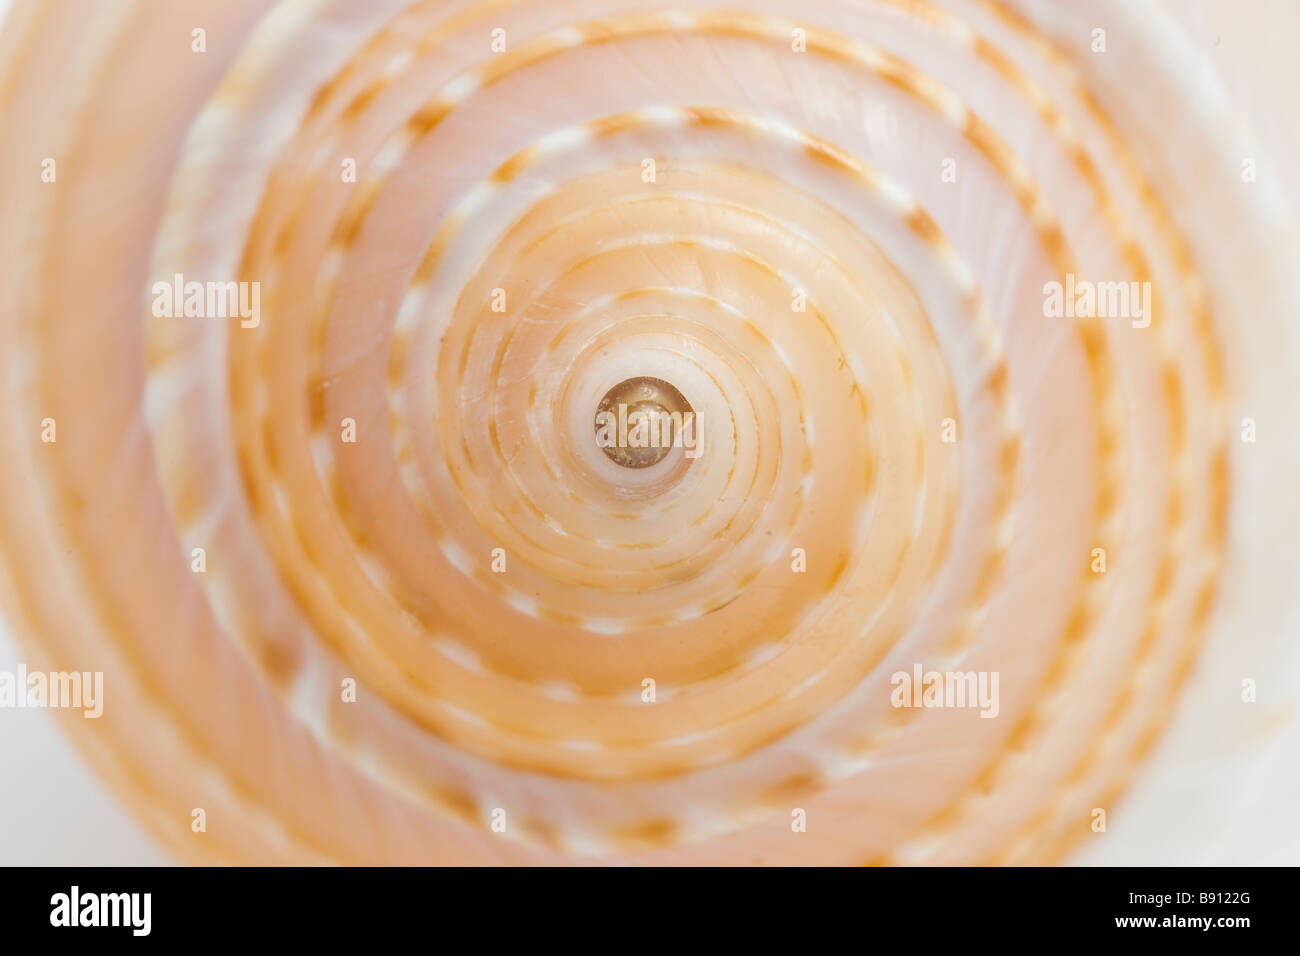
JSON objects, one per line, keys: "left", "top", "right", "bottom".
{"left": 1, "top": 0, "right": 1297, "bottom": 865}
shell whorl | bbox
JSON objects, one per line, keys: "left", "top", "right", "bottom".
{"left": 0, "top": 0, "right": 1295, "bottom": 865}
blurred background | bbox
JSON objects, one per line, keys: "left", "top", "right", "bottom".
{"left": 0, "top": 0, "right": 166, "bottom": 867}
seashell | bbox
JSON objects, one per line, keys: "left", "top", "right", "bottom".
{"left": 0, "top": 0, "right": 1297, "bottom": 865}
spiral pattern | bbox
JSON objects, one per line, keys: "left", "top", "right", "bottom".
{"left": 1, "top": 0, "right": 1281, "bottom": 865}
